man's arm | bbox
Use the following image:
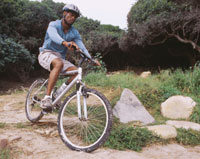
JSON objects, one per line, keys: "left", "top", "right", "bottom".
{"left": 73, "top": 30, "right": 92, "bottom": 59}
{"left": 47, "top": 22, "right": 64, "bottom": 45}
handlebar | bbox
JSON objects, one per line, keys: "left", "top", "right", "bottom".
{"left": 73, "top": 50, "right": 96, "bottom": 67}
{"left": 69, "top": 44, "right": 98, "bottom": 67}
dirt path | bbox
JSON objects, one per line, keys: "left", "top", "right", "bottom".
{"left": 0, "top": 92, "right": 200, "bottom": 159}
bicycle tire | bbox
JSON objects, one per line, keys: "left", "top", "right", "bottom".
{"left": 58, "top": 88, "right": 112, "bottom": 152}
{"left": 25, "top": 78, "right": 46, "bottom": 122}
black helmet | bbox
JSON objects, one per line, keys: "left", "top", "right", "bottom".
{"left": 63, "top": 4, "right": 81, "bottom": 17}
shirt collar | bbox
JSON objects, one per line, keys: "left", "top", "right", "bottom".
{"left": 60, "top": 19, "right": 72, "bottom": 33}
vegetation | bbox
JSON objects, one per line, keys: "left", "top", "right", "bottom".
{"left": 104, "top": 124, "right": 164, "bottom": 151}
{"left": 84, "top": 64, "right": 200, "bottom": 123}
{"left": 176, "top": 128, "right": 200, "bottom": 145}
{"left": 74, "top": 17, "right": 124, "bottom": 60}
{"left": 0, "top": 122, "right": 6, "bottom": 128}
{"left": 1, "top": 0, "right": 200, "bottom": 78}
{"left": 0, "top": 148, "right": 11, "bottom": 159}
{"left": 0, "top": 35, "right": 34, "bottom": 81}
{"left": 1, "top": 0, "right": 200, "bottom": 154}
{"left": 83, "top": 65, "right": 200, "bottom": 150}
{"left": 0, "top": 0, "right": 123, "bottom": 80}
{"left": 120, "top": 0, "right": 200, "bottom": 68}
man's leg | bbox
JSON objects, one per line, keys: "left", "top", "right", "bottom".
{"left": 46, "top": 58, "right": 64, "bottom": 95}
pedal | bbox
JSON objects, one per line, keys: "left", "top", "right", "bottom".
{"left": 42, "top": 110, "right": 48, "bottom": 115}
{"left": 42, "top": 107, "right": 53, "bottom": 114}
{"left": 54, "top": 102, "right": 62, "bottom": 110}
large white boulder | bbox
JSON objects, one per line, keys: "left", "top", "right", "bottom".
{"left": 161, "top": 96, "right": 196, "bottom": 119}
{"left": 147, "top": 125, "right": 177, "bottom": 139}
{"left": 167, "top": 120, "right": 200, "bottom": 132}
{"left": 113, "top": 88, "right": 155, "bottom": 125}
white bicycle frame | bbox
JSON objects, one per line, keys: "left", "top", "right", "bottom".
{"left": 51, "top": 67, "right": 87, "bottom": 120}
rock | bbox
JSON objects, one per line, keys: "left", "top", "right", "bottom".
{"left": 0, "top": 139, "right": 9, "bottom": 149}
{"left": 161, "top": 96, "right": 196, "bottom": 119}
{"left": 147, "top": 125, "right": 177, "bottom": 139}
{"left": 140, "top": 71, "right": 151, "bottom": 78}
{"left": 10, "top": 136, "right": 22, "bottom": 142}
{"left": 166, "top": 120, "right": 200, "bottom": 131}
{"left": 113, "top": 88, "right": 155, "bottom": 125}
{"left": 35, "top": 128, "right": 57, "bottom": 137}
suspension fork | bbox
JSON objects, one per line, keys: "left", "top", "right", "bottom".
{"left": 76, "top": 83, "right": 88, "bottom": 121}
{"left": 76, "top": 82, "right": 82, "bottom": 120}
{"left": 76, "top": 67, "right": 88, "bottom": 120}
{"left": 82, "top": 87, "right": 88, "bottom": 120}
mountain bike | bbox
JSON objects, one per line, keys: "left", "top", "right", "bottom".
{"left": 25, "top": 51, "right": 113, "bottom": 152}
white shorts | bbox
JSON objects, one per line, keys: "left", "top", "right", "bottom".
{"left": 38, "top": 50, "right": 74, "bottom": 72}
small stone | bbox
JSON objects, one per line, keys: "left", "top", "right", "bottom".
{"left": 140, "top": 71, "right": 151, "bottom": 78}
{"left": 50, "top": 131, "right": 59, "bottom": 137}
{"left": 10, "top": 136, "right": 22, "bottom": 142}
{"left": 0, "top": 139, "right": 9, "bottom": 149}
{"left": 147, "top": 125, "right": 177, "bottom": 139}
{"left": 166, "top": 120, "right": 200, "bottom": 131}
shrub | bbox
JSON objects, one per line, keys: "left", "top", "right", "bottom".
{"left": 176, "top": 128, "right": 200, "bottom": 145}
{"left": 104, "top": 124, "right": 163, "bottom": 151}
{"left": 91, "top": 52, "right": 107, "bottom": 73}
{"left": 0, "top": 35, "right": 35, "bottom": 81}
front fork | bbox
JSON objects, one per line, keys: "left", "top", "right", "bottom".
{"left": 76, "top": 83, "right": 88, "bottom": 121}
{"left": 76, "top": 67, "right": 88, "bottom": 120}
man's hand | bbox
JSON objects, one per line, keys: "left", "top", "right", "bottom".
{"left": 62, "top": 41, "right": 80, "bottom": 51}
{"left": 91, "top": 59, "right": 101, "bottom": 66}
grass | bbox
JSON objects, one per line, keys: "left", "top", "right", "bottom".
{"left": 82, "top": 65, "right": 200, "bottom": 151}
{"left": 84, "top": 66, "right": 200, "bottom": 123}
{"left": 16, "top": 123, "right": 28, "bottom": 129}
{"left": 176, "top": 128, "right": 200, "bottom": 145}
{"left": 0, "top": 123, "right": 6, "bottom": 128}
{"left": 104, "top": 122, "right": 166, "bottom": 151}
{"left": 0, "top": 148, "right": 11, "bottom": 159}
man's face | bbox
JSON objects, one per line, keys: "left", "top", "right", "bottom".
{"left": 63, "top": 11, "right": 78, "bottom": 25}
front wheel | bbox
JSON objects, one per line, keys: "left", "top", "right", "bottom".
{"left": 58, "top": 88, "right": 113, "bottom": 152}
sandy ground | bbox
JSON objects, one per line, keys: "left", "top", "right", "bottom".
{"left": 0, "top": 91, "right": 200, "bottom": 159}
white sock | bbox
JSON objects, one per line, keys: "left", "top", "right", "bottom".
{"left": 44, "top": 95, "right": 51, "bottom": 99}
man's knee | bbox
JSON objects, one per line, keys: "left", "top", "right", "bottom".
{"left": 66, "top": 66, "right": 77, "bottom": 71}
{"left": 51, "top": 59, "right": 64, "bottom": 70}
{"left": 66, "top": 66, "right": 78, "bottom": 77}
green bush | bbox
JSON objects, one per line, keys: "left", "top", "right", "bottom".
{"left": 0, "top": 35, "right": 35, "bottom": 81}
{"left": 165, "top": 65, "right": 200, "bottom": 95}
{"left": 190, "top": 64, "right": 200, "bottom": 93}
{"left": 104, "top": 125, "right": 163, "bottom": 151}
{"left": 128, "top": 0, "right": 177, "bottom": 24}
{"left": 159, "top": 84, "right": 181, "bottom": 100}
{"left": 92, "top": 52, "right": 107, "bottom": 73}
{"left": 170, "top": 69, "right": 191, "bottom": 92}
{"left": 176, "top": 128, "right": 200, "bottom": 145}
{"left": 189, "top": 102, "right": 200, "bottom": 124}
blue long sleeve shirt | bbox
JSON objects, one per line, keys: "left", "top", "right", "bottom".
{"left": 39, "top": 19, "right": 91, "bottom": 59}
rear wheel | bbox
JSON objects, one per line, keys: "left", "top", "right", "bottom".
{"left": 58, "top": 88, "right": 112, "bottom": 152}
{"left": 25, "top": 79, "right": 47, "bottom": 122}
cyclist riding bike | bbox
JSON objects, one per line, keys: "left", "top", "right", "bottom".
{"left": 38, "top": 4, "right": 100, "bottom": 110}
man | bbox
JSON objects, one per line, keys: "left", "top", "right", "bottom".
{"left": 38, "top": 4, "right": 100, "bottom": 109}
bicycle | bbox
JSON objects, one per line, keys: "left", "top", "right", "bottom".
{"left": 25, "top": 51, "right": 113, "bottom": 152}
